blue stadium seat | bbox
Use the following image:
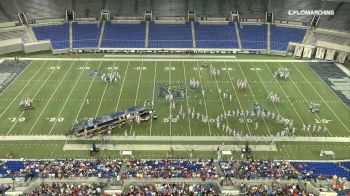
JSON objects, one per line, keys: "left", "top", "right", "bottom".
{"left": 32, "top": 23, "right": 69, "bottom": 49}
{"left": 292, "top": 162, "right": 350, "bottom": 179}
{"left": 239, "top": 23, "right": 267, "bottom": 49}
{"left": 270, "top": 25, "right": 306, "bottom": 51}
{"left": 149, "top": 22, "right": 192, "bottom": 48}
{"left": 101, "top": 22, "right": 146, "bottom": 48}
{"left": 72, "top": 22, "right": 99, "bottom": 48}
{"left": 195, "top": 22, "right": 238, "bottom": 48}
{"left": 0, "top": 161, "right": 24, "bottom": 178}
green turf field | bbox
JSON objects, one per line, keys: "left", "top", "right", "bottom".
{"left": 0, "top": 56, "right": 349, "bottom": 159}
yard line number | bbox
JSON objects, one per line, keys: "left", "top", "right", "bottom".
{"left": 315, "top": 118, "right": 332, "bottom": 124}
{"left": 239, "top": 118, "right": 253, "bottom": 124}
{"left": 46, "top": 117, "right": 64, "bottom": 123}
{"left": 49, "top": 66, "right": 61, "bottom": 70}
{"left": 77, "top": 66, "right": 90, "bottom": 70}
{"left": 250, "top": 68, "right": 263, "bottom": 71}
{"left": 8, "top": 117, "right": 25, "bottom": 123}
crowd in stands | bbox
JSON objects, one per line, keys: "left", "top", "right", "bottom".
{"left": 239, "top": 183, "right": 314, "bottom": 196}
{"left": 1, "top": 159, "right": 349, "bottom": 181}
{"left": 124, "top": 183, "right": 218, "bottom": 196}
{"left": 123, "top": 159, "right": 218, "bottom": 180}
{"left": 220, "top": 159, "right": 298, "bottom": 180}
{"left": 1, "top": 159, "right": 123, "bottom": 179}
{"left": 28, "top": 182, "right": 107, "bottom": 196}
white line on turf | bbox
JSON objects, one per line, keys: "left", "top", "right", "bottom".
{"left": 115, "top": 62, "right": 130, "bottom": 111}
{"left": 259, "top": 62, "right": 311, "bottom": 136}
{"left": 27, "top": 61, "right": 77, "bottom": 135}
{"left": 6, "top": 61, "right": 62, "bottom": 135}
{"left": 169, "top": 61, "right": 172, "bottom": 137}
{"left": 0, "top": 61, "right": 48, "bottom": 120}
{"left": 236, "top": 61, "right": 273, "bottom": 136}
{"left": 130, "top": 60, "right": 144, "bottom": 134}
{"left": 223, "top": 61, "right": 252, "bottom": 136}
{"left": 149, "top": 61, "right": 158, "bottom": 136}
{"left": 196, "top": 61, "right": 212, "bottom": 136}
{"left": 48, "top": 61, "right": 90, "bottom": 135}
{"left": 274, "top": 62, "right": 331, "bottom": 136}
{"left": 182, "top": 61, "right": 193, "bottom": 136}
{"left": 95, "top": 60, "right": 117, "bottom": 117}
{"left": 210, "top": 62, "right": 230, "bottom": 135}
{"left": 72, "top": 59, "right": 105, "bottom": 124}
{"left": 292, "top": 62, "right": 350, "bottom": 133}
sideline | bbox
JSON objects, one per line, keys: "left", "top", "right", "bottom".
{"left": 1, "top": 56, "right": 326, "bottom": 62}
{"left": 0, "top": 135, "right": 349, "bottom": 142}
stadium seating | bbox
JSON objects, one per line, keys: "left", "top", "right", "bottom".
{"left": 29, "top": 182, "right": 107, "bottom": 195}
{"left": 0, "top": 160, "right": 24, "bottom": 178}
{"left": 149, "top": 22, "right": 192, "bottom": 48}
{"left": 124, "top": 159, "right": 218, "bottom": 179}
{"left": 195, "top": 22, "right": 238, "bottom": 48}
{"left": 239, "top": 23, "right": 267, "bottom": 49}
{"left": 101, "top": 22, "right": 146, "bottom": 48}
{"left": 292, "top": 162, "right": 350, "bottom": 179}
{"left": 125, "top": 183, "right": 218, "bottom": 195}
{"left": 72, "top": 22, "right": 99, "bottom": 48}
{"left": 270, "top": 25, "right": 306, "bottom": 51}
{"left": 0, "top": 29, "right": 32, "bottom": 43}
{"left": 32, "top": 23, "right": 69, "bottom": 49}
{"left": 220, "top": 159, "right": 297, "bottom": 179}
{"left": 307, "top": 32, "right": 350, "bottom": 46}
{"left": 0, "top": 159, "right": 123, "bottom": 178}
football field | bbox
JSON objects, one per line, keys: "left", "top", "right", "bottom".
{"left": 0, "top": 56, "right": 349, "bottom": 159}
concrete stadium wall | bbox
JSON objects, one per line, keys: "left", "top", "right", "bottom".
{"left": 23, "top": 40, "right": 52, "bottom": 53}
{"left": 0, "top": 38, "right": 22, "bottom": 54}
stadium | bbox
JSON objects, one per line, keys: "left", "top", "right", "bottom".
{"left": 0, "top": 0, "right": 349, "bottom": 195}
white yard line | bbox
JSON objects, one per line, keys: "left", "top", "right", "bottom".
{"left": 0, "top": 61, "right": 48, "bottom": 119}
{"left": 169, "top": 61, "right": 172, "bottom": 137}
{"left": 27, "top": 61, "right": 76, "bottom": 135}
{"left": 130, "top": 60, "right": 144, "bottom": 134}
{"left": 196, "top": 61, "right": 212, "bottom": 136}
{"left": 182, "top": 61, "right": 193, "bottom": 136}
{"left": 247, "top": 63, "right": 304, "bottom": 136}
{"left": 223, "top": 61, "right": 252, "bottom": 136}
{"left": 275, "top": 62, "right": 331, "bottom": 136}
{"left": 6, "top": 61, "right": 62, "bottom": 135}
{"left": 149, "top": 61, "right": 158, "bottom": 136}
{"left": 292, "top": 62, "right": 350, "bottom": 133}
{"left": 260, "top": 62, "right": 312, "bottom": 136}
{"left": 0, "top": 61, "right": 33, "bottom": 97}
{"left": 115, "top": 62, "right": 130, "bottom": 111}
{"left": 72, "top": 59, "right": 105, "bottom": 123}
{"left": 210, "top": 62, "right": 230, "bottom": 135}
{"left": 236, "top": 62, "right": 273, "bottom": 136}
{"left": 95, "top": 60, "right": 117, "bottom": 117}
{"left": 48, "top": 61, "right": 90, "bottom": 135}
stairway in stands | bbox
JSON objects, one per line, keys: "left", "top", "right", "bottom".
{"left": 234, "top": 22, "right": 242, "bottom": 49}
{"left": 98, "top": 21, "right": 106, "bottom": 48}
{"left": 69, "top": 21, "right": 73, "bottom": 49}
{"left": 302, "top": 28, "right": 313, "bottom": 45}
{"left": 191, "top": 21, "right": 196, "bottom": 48}
{"left": 267, "top": 23, "right": 271, "bottom": 51}
{"left": 25, "top": 25, "right": 37, "bottom": 42}
{"left": 145, "top": 21, "right": 149, "bottom": 48}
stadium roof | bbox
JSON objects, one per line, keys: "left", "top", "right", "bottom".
{"left": 0, "top": 0, "right": 349, "bottom": 32}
